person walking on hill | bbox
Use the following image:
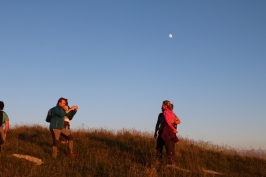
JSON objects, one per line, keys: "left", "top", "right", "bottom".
{"left": 49, "top": 98, "right": 78, "bottom": 158}
{"left": 154, "top": 106, "right": 165, "bottom": 163}
{"left": 155, "top": 102, "right": 181, "bottom": 164}
{"left": 0, "top": 101, "right": 10, "bottom": 153}
{"left": 161, "top": 100, "right": 181, "bottom": 166}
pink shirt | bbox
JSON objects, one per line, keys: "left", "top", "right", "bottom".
{"left": 163, "top": 108, "right": 177, "bottom": 132}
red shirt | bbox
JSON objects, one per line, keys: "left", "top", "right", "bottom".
{"left": 163, "top": 108, "right": 177, "bottom": 132}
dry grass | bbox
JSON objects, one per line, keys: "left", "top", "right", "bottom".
{"left": 0, "top": 124, "right": 265, "bottom": 177}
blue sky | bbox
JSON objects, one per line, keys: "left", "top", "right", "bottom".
{"left": 1, "top": 1, "right": 265, "bottom": 150}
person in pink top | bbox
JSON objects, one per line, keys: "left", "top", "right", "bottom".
{"left": 161, "top": 100, "right": 181, "bottom": 166}
{"left": 163, "top": 106, "right": 178, "bottom": 133}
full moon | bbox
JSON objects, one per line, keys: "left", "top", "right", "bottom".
{"left": 169, "top": 34, "right": 173, "bottom": 38}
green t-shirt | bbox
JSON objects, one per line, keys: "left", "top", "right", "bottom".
{"left": 2, "top": 111, "right": 9, "bottom": 123}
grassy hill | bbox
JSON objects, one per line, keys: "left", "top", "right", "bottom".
{"left": 0, "top": 125, "right": 265, "bottom": 177}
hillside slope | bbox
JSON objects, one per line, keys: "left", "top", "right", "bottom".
{"left": 0, "top": 125, "right": 265, "bottom": 177}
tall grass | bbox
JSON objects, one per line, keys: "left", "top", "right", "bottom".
{"left": 0, "top": 125, "right": 265, "bottom": 177}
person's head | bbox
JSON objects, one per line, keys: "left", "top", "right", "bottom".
{"left": 162, "top": 100, "right": 171, "bottom": 111}
{"left": 0, "top": 101, "right": 4, "bottom": 110}
{"left": 57, "top": 97, "right": 67, "bottom": 108}
{"left": 65, "top": 99, "right": 69, "bottom": 106}
{"left": 170, "top": 104, "right": 174, "bottom": 110}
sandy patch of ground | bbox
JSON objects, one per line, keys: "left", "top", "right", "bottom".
{"left": 167, "top": 165, "right": 223, "bottom": 175}
{"left": 12, "top": 154, "right": 43, "bottom": 165}
{"left": 202, "top": 168, "right": 223, "bottom": 175}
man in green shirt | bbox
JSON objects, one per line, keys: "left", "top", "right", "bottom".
{"left": 49, "top": 98, "right": 78, "bottom": 158}
{"left": 0, "top": 101, "right": 10, "bottom": 153}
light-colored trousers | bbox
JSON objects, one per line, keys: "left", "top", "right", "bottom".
{"left": 50, "top": 128, "right": 74, "bottom": 157}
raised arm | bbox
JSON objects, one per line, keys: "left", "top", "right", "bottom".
{"left": 66, "top": 110, "right": 77, "bottom": 119}
{"left": 66, "top": 105, "right": 78, "bottom": 119}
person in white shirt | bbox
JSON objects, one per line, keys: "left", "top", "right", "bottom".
{"left": 60, "top": 99, "right": 75, "bottom": 143}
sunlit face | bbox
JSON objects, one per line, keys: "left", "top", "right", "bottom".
{"left": 59, "top": 99, "right": 66, "bottom": 108}
{"left": 162, "top": 104, "right": 167, "bottom": 111}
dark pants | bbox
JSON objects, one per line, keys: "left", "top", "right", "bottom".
{"left": 165, "top": 140, "right": 175, "bottom": 165}
{"left": 156, "top": 134, "right": 165, "bottom": 162}
{"left": 161, "top": 125, "right": 178, "bottom": 165}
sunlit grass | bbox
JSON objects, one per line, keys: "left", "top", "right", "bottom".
{"left": 0, "top": 124, "right": 265, "bottom": 177}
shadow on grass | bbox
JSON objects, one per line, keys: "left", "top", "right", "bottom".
{"left": 17, "top": 128, "right": 52, "bottom": 155}
{"left": 88, "top": 133, "right": 155, "bottom": 167}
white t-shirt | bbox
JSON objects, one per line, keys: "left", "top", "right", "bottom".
{"left": 64, "top": 106, "right": 70, "bottom": 123}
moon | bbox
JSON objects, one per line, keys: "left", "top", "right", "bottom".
{"left": 169, "top": 34, "right": 173, "bottom": 38}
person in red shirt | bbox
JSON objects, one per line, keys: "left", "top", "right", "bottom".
{"left": 161, "top": 100, "right": 181, "bottom": 166}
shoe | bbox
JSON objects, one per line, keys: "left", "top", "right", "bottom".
{"left": 67, "top": 153, "right": 77, "bottom": 157}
